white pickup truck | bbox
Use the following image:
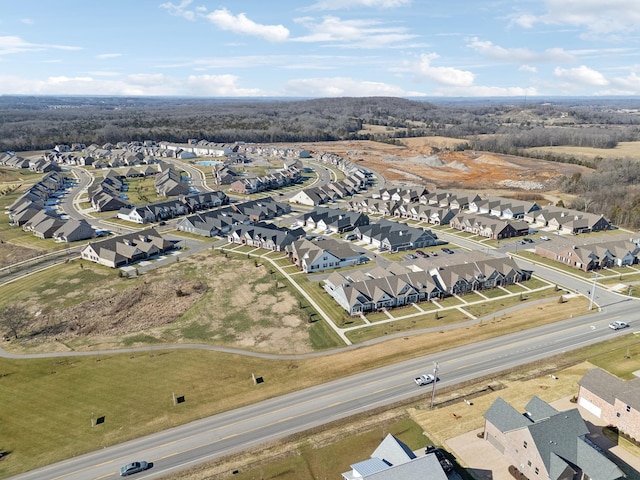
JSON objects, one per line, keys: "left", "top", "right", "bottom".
{"left": 414, "top": 374, "right": 435, "bottom": 386}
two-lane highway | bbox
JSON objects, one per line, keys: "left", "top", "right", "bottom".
{"left": 11, "top": 303, "right": 635, "bottom": 480}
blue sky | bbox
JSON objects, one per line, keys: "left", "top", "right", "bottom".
{"left": 1, "top": 0, "right": 639, "bottom": 97}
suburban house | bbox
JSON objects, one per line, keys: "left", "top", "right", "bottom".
{"left": 227, "top": 222, "right": 305, "bottom": 251}
{"left": 341, "top": 433, "right": 448, "bottom": 480}
{"left": 483, "top": 396, "right": 624, "bottom": 480}
{"left": 288, "top": 186, "right": 334, "bottom": 206}
{"left": 52, "top": 219, "right": 96, "bottom": 243}
{"left": 177, "top": 212, "right": 236, "bottom": 237}
{"left": 286, "top": 238, "right": 363, "bottom": 272}
{"left": 450, "top": 212, "right": 529, "bottom": 239}
{"left": 577, "top": 368, "right": 640, "bottom": 441}
{"left": 80, "top": 228, "right": 174, "bottom": 268}
{"left": 301, "top": 206, "right": 370, "bottom": 233}
{"left": 535, "top": 239, "right": 640, "bottom": 272}
{"left": 324, "top": 254, "right": 530, "bottom": 315}
{"left": 524, "top": 206, "right": 612, "bottom": 234}
{"left": 155, "top": 167, "right": 190, "bottom": 197}
{"left": 353, "top": 218, "right": 438, "bottom": 252}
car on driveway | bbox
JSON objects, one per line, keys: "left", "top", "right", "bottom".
{"left": 540, "top": 236, "right": 550, "bottom": 241}
{"left": 416, "top": 250, "right": 428, "bottom": 258}
{"left": 442, "top": 247, "right": 454, "bottom": 254}
{"left": 609, "top": 320, "right": 630, "bottom": 330}
{"left": 404, "top": 253, "right": 417, "bottom": 260}
{"left": 120, "top": 461, "right": 149, "bottom": 476}
{"left": 522, "top": 237, "right": 534, "bottom": 243}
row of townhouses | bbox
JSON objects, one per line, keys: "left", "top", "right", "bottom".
{"left": 535, "top": 237, "right": 640, "bottom": 271}
{"left": 288, "top": 171, "right": 369, "bottom": 206}
{"left": 300, "top": 206, "right": 370, "bottom": 233}
{"left": 354, "top": 217, "right": 439, "bottom": 252}
{"left": 228, "top": 165, "right": 301, "bottom": 194}
{"left": 347, "top": 187, "right": 612, "bottom": 238}
{"left": 155, "top": 166, "right": 190, "bottom": 197}
{"left": 117, "top": 191, "right": 228, "bottom": 224}
{"left": 323, "top": 253, "right": 530, "bottom": 315}
{"left": 227, "top": 222, "right": 306, "bottom": 252}
{"left": 6, "top": 171, "right": 97, "bottom": 243}
{"left": 80, "top": 228, "right": 173, "bottom": 268}
{"left": 0, "top": 152, "right": 61, "bottom": 173}
{"left": 177, "top": 196, "right": 291, "bottom": 238}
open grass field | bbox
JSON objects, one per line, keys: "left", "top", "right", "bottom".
{"left": 526, "top": 141, "right": 640, "bottom": 161}
{"left": 172, "top": 334, "right": 640, "bottom": 480}
{"left": 0, "top": 289, "right": 592, "bottom": 477}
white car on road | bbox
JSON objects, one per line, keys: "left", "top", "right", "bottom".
{"left": 609, "top": 321, "right": 630, "bottom": 330}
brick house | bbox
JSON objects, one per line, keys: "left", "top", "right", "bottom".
{"left": 578, "top": 367, "right": 640, "bottom": 441}
{"left": 483, "top": 396, "right": 623, "bottom": 480}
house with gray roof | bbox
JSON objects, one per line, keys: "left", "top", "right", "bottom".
{"left": 341, "top": 433, "right": 448, "bottom": 480}
{"left": 227, "top": 222, "right": 304, "bottom": 251}
{"left": 483, "top": 396, "right": 624, "bottom": 480}
{"left": 286, "top": 238, "right": 363, "bottom": 272}
{"left": 52, "top": 219, "right": 96, "bottom": 243}
{"left": 578, "top": 367, "right": 640, "bottom": 442}
{"left": 80, "top": 228, "right": 173, "bottom": 268}
{"left": 354, "top": 218, "right": 438, "bottom": 252}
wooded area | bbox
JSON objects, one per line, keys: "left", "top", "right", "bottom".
{"left": 2, "top": 95, "right": 640, "bottom": 227}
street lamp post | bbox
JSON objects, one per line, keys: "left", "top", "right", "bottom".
{"left": 589, "top": 272, "right": 599, "bottom": 310}
{"left": 430, "top": 362, "right": 439, "bottom": 409}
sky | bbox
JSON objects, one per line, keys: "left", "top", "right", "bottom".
{"left": 1, "top": 0, "right": 640, "bottom": 98}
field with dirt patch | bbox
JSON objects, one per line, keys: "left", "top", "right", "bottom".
{"left": 3, "top": 251, "right": 316, "bottom": 354}
{"left": 300, "top": 137, "right": 593, "bottom": 192}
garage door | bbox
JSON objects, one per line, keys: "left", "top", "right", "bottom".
{"left": 579, "top": 397, "right": 602, "bottom": 418}
{"left": 486, "top": 433, "right": 505, "bottom": 454}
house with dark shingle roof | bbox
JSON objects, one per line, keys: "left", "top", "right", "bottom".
{"left": 578, "top": 368, "right": 640, "bottom": 442}
{"left": 483, "top": 396, "right": 624, "bottom": 480}
{"left": 286, "top": 238, "right": 363, "bottom": 272}
{"left": 80, "top": 228, "right": 173, "bottom": 268}
{"left": 341, "top": 433, "right": 448, "bottom": 480}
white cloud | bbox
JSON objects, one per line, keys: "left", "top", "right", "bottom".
{"left": 307, "top": 0, "right": 412, "bottom": 10}
{"left": 431, "top": 85, "right": 538, "bottom": 97}
{"left": 186, "top": 74, "right": 265, "bottom": 96}
{"left": 519, "top": 65, "right": 538, "bottom": 73}
{"left": 283, "top": 76, "right": 424, "bottom": 97}
{"left": 204, "top": 8, "right": 289, "bottom": 42}
{"left": 405, "top": 53, "right": 475, "bottom": 87}
{"left": 553, "top": 65, "right": 609, "bottom": 86}
{"left": 159, "top": 0, "right": 195, "bottom": 21}
{"left": 293, "top": 16, "right": 415, "bottom": 47}
{"left": 0, "top": 35, "right": 81, "bottom": 55}
{"left": 511, "top": 0, "right": 640, "bottom": 35}
{"left": 610, "top": 72, "right": 640, "bottom": 91}
{"left": 21, "top": 18, "right": 34, "bottom": 25}
{"left": 96, "top": 53, "right": 122, "bottom": 59}
{"left": 468, "top": 38, "right": 575, "bottom": 63}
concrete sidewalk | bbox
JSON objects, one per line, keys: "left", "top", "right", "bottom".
{"left": 445, "top": 395, "right": 640, "bottom": 479}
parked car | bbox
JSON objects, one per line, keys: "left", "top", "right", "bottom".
{"left": 522, "top": 237, "right": 534, "bottom": 244}
{"left": 416, "top": 250, "right": 428, "bottom": 258}
{"left": 324, "top": 228, "right": 333, "bottom": 234}
{"left": 405, "top": 253, "right": 417, "bottom": 260}
{"left": 609, "top": 320, "right": 630, "bottom": 330}
{"left": 539, "top": 236, "right": 550, "bottom": 241}
{"left": 120, "top": 461, "right": 149, "bottom": 476}
{"left": 442, "top": 247, "right": 454, "bottom": 254}
{"left": 344, "top": 233, "right": 357, "bottom": 241}
{"left": 425, "top": 446, "right": 454, "bottom": 473}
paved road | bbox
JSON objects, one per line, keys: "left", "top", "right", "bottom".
{"left": 8, "top": 304, "right": 633, "bottom": 480}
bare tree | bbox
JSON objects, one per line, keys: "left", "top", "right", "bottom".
{"left": 0, "top": 305, "right": 31, "bottom": 339}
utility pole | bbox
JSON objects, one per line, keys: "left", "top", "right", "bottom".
{"left": 589, "top": 272, "right": 598, "bottom": 310}
{"left": 430, "top": 362, "right": 439, "bottom": 409}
